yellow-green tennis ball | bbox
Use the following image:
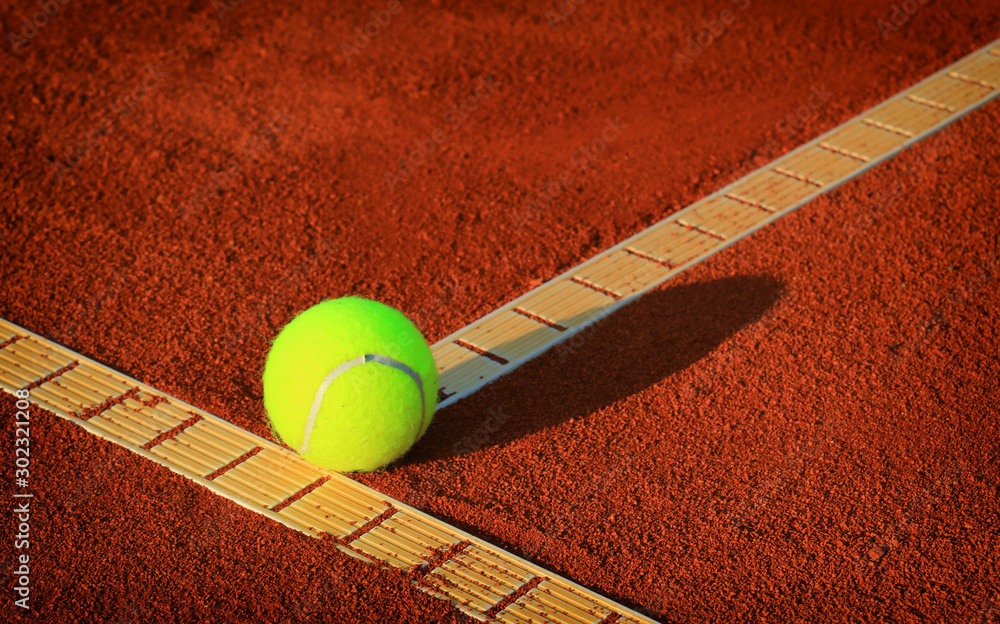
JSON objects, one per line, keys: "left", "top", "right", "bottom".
{"left": 262, "top": 296, "right": 438, "bottom": 473}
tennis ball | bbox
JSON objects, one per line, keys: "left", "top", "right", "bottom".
{"left": 263, "top": 296, "right": 438, "bottom": 473}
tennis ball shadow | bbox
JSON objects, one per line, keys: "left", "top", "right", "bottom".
{"left": 404, "top": 274, "right": 785, "bottom": 465}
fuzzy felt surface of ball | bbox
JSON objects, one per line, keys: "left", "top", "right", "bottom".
{"left": 263, "top": 297, "right": 438, "bottom": 473}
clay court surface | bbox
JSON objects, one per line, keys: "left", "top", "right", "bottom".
{"left": 2, "top": 0, "right": 999, "bottom": 622}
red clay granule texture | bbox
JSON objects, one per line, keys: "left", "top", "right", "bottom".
{"left": 2, "top": 0, "right": 999, "bottom": 622}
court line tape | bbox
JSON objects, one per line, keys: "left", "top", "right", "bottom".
{"left": 431, "top": 37, "right": 1000, "bottom": 409}
{"left": 0, "top": 318, "right": 656, "bottom": 624}
{"left": 1, "top": 38, "right": 998, "bottom": 624}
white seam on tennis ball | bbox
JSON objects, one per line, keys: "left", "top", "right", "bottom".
{"left": 299, "top": 353, "right": 426, "bottom": 455}
{"left": 365, "top": 354, "right": 427, "bottom": 438}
